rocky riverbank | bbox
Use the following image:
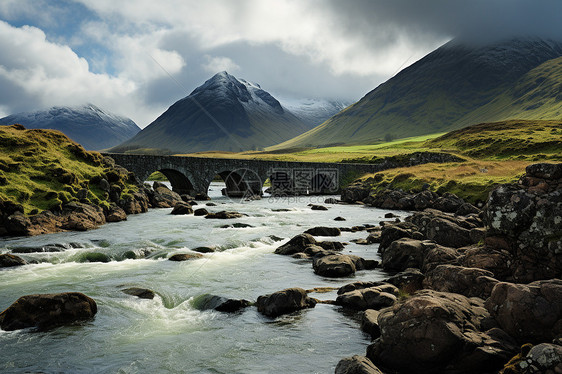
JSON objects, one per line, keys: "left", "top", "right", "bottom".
{"left": 331, "top": 162, "right": 562, "bottom": 373}
{"left": 1, "top": 162, "right": 561, "bottom": 373}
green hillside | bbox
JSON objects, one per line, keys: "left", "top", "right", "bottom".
{"left": 452, "top": 57, "right": 562, "bottom": 127}
{"left": 268, "top": 38, "right": 562, "bottom": 150}
{"left": 0, "top": 124, "right": 137, "bottom": 214}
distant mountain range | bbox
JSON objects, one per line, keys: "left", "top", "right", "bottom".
{"left": 112, "top": 72, "right": 340, "bottom": 154}
{"left": 280, "top": 98, "right": 350, "bottom": 128}
{"left": 0, "top": 104, "right": 141, "bottom": 150}
{"left": 269, "top": 37, "right": 562, "bottom": 150}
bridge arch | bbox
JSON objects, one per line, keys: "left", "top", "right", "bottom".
{"left": 150, "top": 168, "right": 195, "bottom": 196}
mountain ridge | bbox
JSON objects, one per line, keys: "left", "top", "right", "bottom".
{"left": 0, "top": 104, "right": 141, "bottom": 151}
{"left": 268, "top": 37, "right": 562, "bottom": 150}
{"left": 113, "top": 72, "right": 315, "bottom": 153}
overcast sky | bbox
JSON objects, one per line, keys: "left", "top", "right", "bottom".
{"left": 1, "top": 0, "right": 561, "bottom": 127}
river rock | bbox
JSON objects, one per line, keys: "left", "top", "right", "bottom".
{"left": 432, "top": 193, "right": 465, "bottom": 213}
{"left": 456, "top": 202, "right": 481, "bottom": 216}
{"left": 384, "top": 268, "right": 425, "bottom": 294}
{"left": 310, "top": 204, "right": 328, "bottom": 211}
{"left": 459, "top": 245, "right": 513, "bottom": 281}
{"left": 122, "top": 287, "right": 155, "bottom": 299}
{"left": 378, "top": 222, "right": 420, "bottom": 251}
{"left": 194, "top": 208, "right": 208, "bottom": 216}
{"left": 335, "top": 355, "right": 383, "bottom": 374}
{"left": 423, "top": 265, "right": 499, "bottom": 299}
{"left": 151, "top": 182, "right": 183, "bottom": 208}
{"left": 341, "top": 184, "right": 370, "bottom": 203}
{"left": 168, "top": 253, "right": 204, "bottom": 261}
{"left": 256, "top": 287, "right": 316, "bottom": 317}
{"left": 304, "top": 226, "right": 341, "bottom": 236}
{"left": 361, "top": 309, "right": 382, "bottom": 339}
{"left": 380, "top": 238, "right": 426, "bottom": 271}
{"left": 195, "top": 193, "right": 210, "bottom": 200}
{"left": 367, "top": 290, "right": 514, "bottom": 373}
{"left": 485, "top": 279, "right": 562, "bottom": 343}
{"left": 338, "top": 281, "right": 384, "bottom": 295}
{"left": 421, "top": 243, "right": 461, "bottom": 273}
{"left": 61, "top": 202, "right": 106, "bottom": 231}
{"left": 274, "top": 233, "right": 317, "bottom": 255}
{"left": 521, "top": 343, "right": 562, "bottom": 373}
{"left": 205, "top": 211, "right": 244, "bottom": 219}
{"left": 334, "top": 216, "right": 346, "bottom": 221}
{"left": 317, "top": 241, "right": 345, "bottom": 251}
{"left": 170, "top": 202, "right": 193, "bottom": 215}
{"left": 0, "top": 292, "right": 97, "bottom": 331}
{"left": 313, "top": 255, "right": 357, "bottom": 277}
{"left": 324, "top": 198, "right": 339, "bottom": 204}
{"left": 336, "top": 284, "right": 398, "bottom": 310}
{"left": 120, "top": 191, "right": 150, "bottom": 214}
{"left": 191, "top": 246, "right": 216, "bottom": 253}
{"left": 106, "top": 204, "right": 127, "bottom": 222}
{"left": 0, "top": 253, "right": 27, "bottom": 267}
{"left": 191, "top": 294, "right": 251, "bottom": 313}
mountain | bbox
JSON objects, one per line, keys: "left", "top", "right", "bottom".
{"left": 280, "top": 98, "right": 351, "bottom": 128}
{"left": 0, "top": 104, "right": 141, "bottom": 150}
{"left": 113, "top": 72, "right": 311, "bottom": 153}
{"left": 269, "top": 37, "right": 562, "bottom": 150}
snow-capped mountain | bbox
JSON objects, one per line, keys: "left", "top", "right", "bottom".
{"left": 0, "top": 104, "right": 141, "bottom": 150}
{"left": 280, "top": 98, "right": 351, "bottom": 128}
{"left": 113, "top": 71, "right": 311, "bottom": 153}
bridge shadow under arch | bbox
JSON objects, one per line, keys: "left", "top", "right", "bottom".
{"left": 155, "top": 168, "right": 195, "bottom": 195}
{"left": 213, "top": 169, "right": 263, "bottom": 198}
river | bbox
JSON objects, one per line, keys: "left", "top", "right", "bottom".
{"left": 0, "top": 182, "right": 407, "bottom": 373}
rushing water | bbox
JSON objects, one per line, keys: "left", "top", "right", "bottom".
{"left": 0, "top": 182, "right": 408, "bottom": 373}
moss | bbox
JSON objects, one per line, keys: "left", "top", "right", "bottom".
{"left": 0, "top": 125, "right": 140, "bottom": 215}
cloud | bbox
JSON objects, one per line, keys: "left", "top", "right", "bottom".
{"left": 202, "top": 55, "right": 240, "bottom": 74}
{"left": 1, "top": 0, "right": 562, "bottom": 130}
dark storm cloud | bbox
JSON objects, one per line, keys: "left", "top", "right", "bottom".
{"left": 326, "top": 0, "right": 562, "bottom": 44}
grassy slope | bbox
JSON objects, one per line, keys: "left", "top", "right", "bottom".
{"left": 452, "top": 57, "right": 562, "bottom": 128}
{"left": 179, "top": 120, "right": 561, "bottom": 203}
{"left": 0, "top": 125, "right": 137, "bottom": 214}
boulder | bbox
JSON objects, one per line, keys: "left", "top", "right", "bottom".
{"left": 151, "top": 183, "right": 183, "bottom": 208}
{"left": 368, "top": 290, "right": 513, "bottom": 373}
{"left": 105, "top": 204, "right": 127, "bottom": 222}
{"left": 335, "top": 355, "right": 383, "bottom": 374}
{"left": 338, "top": 281, "right": 384, "bottom": 295}
{"left": 191, "top": 294, "right": 251, "bottom": 313}
{"left": 204, "top": 211, "right": 244, "bottom": 219}
{"left": 61, "top": 202, "right": 106, "bottom": 231}
{"left": 191, "top": 246, "right": 216, "bottom": 253}
{"left": 256, "top": 287, "right": 316, "bottom": 317}
{"left": 421, "top": 243, "right": 461, "bottom": 273}
{"left": 336, "top": 284, "right": 398, "bottom": 310}
{"left": 168, "top": 253, "right": 204, "bottom": 261}
{"left": 378, "top": 223, "right": 419, "bottom": 251}
{"left": 459, "top": 245, "right": 513, "bottom": 281}
{"left": 485, "top": 279, "right": 562, "bottom": 343}
{"left": 456, "top": 202, "right": 481, "bottom": 216}
{"left": 194, "top": 208, "right": 209, "bottom": 216}
{"left": 334, "top": 216, "right": 347, "bottom": 221}
{"left": 170, "top": 202, "right": 193, "bottom": 215}
{"left": 341, "top": 185, "right": 370, "bottom": 203}
{"left": 194, "top": 193, "right": 210, "bottom": 200}
{"left": 484, "top": 167, "right": 562, "bottom": 282}
{"left": 433, "top": 193, "right": 465, "bottom": 213}
{"left": 0, "top": 253, "right": 27, "bottom": 267}
{"left": 274, "top": 233, "right": 317, "bottom": 255}
{"left": 384, "top": 268, "right": 425, "bottom": 294}
{"left": 380, "top": 238, "right": 426, "bottom": 271}
{"left": 423, "top": 265, "right": 499, "bottom": 299}
{"left": 0, "top": 292, "right": 97, "bottom": 331}
{"left": 304, "top": 226, "right": 341, "bottom": 236}
{"left": 361, "top": 309, "right": 381, "bottom": 339}
{"left": 310, "top": 204, "right": 328, "bottom": 211}
{"left": 313, "top": 255, "right": 357, "bottom": 277}
{"left": 122, "top": 287, "right": 155, "bottom": 299}
{"left": 324, "top": 198, "right": 339, "bottom": 204}
{"left": 522, "top": 343, "right": 562, "bottom": 373}
{"left": 317, "top": 241, "right": 345, "bottom": 251}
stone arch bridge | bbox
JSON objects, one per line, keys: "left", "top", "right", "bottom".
{"left": 103, "top": 153, "right": 454, "bottom": 197}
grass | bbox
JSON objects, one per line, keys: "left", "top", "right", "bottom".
{"left": 0, "top": 124, "right": 138, "bottom": 214}
{"left": 176, "top": 119, "right": 561, "bottom": 202}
